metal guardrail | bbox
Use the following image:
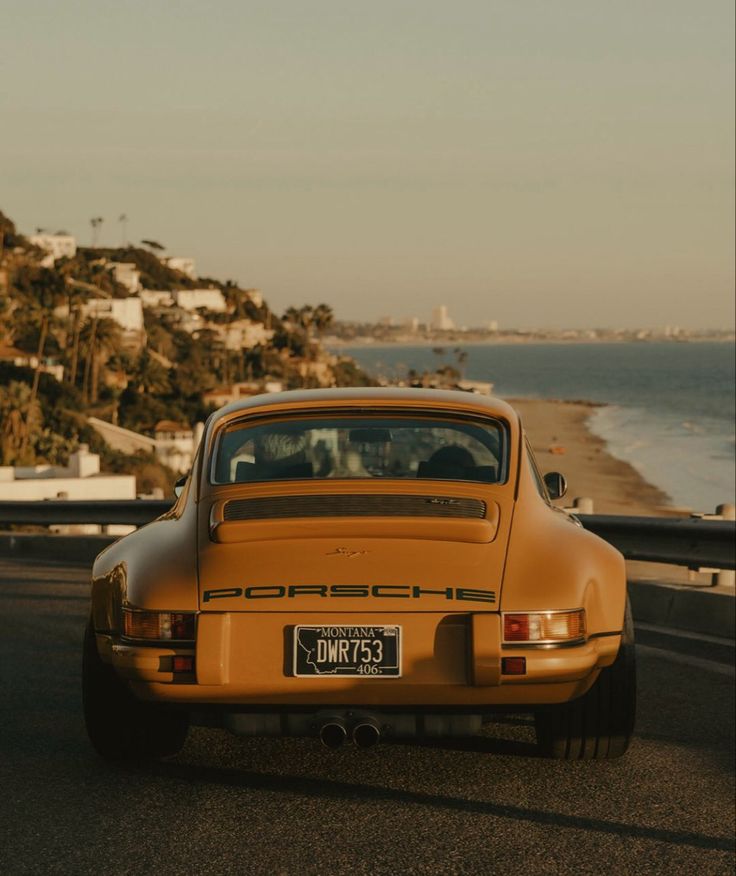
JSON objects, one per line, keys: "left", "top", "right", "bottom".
{"left": 0, "top": 499, "right": 734, "bottom": 572}
{"left": 0, "top": 500, "right": 171, "bottom": 526}
{"left": 577, "top": 514, "right": 735, "bottom": 571}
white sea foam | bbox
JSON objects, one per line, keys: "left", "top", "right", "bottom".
{"left": 589, "top": 405, "right": 735, "bottom": 513}
{"left": 344, "top": 340, "right": 736, "bottom": 513}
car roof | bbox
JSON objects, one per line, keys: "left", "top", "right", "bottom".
{"left": 213, "top": 386, "right": 519, "bottom": 425}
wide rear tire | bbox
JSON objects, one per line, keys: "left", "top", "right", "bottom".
{"left": 534, "top": 598, "right": 636, "bottom": 759}
{"left": 82, "top": 620, "right": 189, "bottom": 761}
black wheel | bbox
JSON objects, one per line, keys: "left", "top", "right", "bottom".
{"left": 534, "top": 598, "right": 636, "bottom": 759}
{"left": 82, "top": 620, "right": 189, "bottom": 761}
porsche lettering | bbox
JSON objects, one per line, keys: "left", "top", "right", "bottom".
{"left": 202, "top": 584, "right": 497, "bottom": 603}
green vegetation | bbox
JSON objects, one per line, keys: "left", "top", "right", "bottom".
{"left": 0, "top": 207, "right": 372, "bottom": 484}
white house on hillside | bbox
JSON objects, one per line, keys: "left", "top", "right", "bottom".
{"left": 0, "top": 344, "right": 65, "bottom": 381}
{"left": 221, "top": 319, "right": 275, "bottom": 350}
{"left": 108, "top": 262, "right": 141, "bottom": 294}
{"left": 153, "top": 421, "right": 197, "bottom": 473}
{"left": 139, "top": 289, "right": 174, "bottom": 308}
{"left": 28, "top": 233, "right": 77, "bottom": 261}
{"left": 0, "top": 445, "right": 136, "bottom": 500}
{"left": 0, "top": 445, "right": 137, "bottom": 535}
{"left": 163, "top": 257, "right": 196, "bottom": 279}
{"left": 88, "top": 417, "right": 204, "bottom": 475}
{"left": 173, "top": 289, "right": 227, "bottom": 312}
{"left": 82, "top": 298, "right": 144, "bottom": 333}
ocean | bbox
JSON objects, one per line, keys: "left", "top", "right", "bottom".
{"left": 337, "top": 341, "right": 735, "bottom": 513}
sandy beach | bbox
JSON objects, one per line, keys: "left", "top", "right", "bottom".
{"left": 509, "top": 398, "right": 672, "bottom": 516}
{"left": 509, "top": 398, "right": 716, "bottom": 584}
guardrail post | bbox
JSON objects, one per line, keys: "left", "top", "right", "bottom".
{"left": 713, "top": 504, "right": 735, "bottom": 589}
{"left": 572, "top": 497, "right": 595, "bottom": 514}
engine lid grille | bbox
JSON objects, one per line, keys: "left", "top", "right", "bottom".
{"left": 223, "top": 494, "right": 486, "bottom": 521}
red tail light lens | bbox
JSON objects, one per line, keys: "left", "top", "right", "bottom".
{"left": 503, "top": 614, "right": 530, "bottom": 641}
{"left": 123, "top": 609, "right": 196, "bottom": 641}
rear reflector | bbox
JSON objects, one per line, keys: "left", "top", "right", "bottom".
{"left": 503, "top": 610, "right": 585, "bottom": 644}
{"left": 501, "top": 657, "right": 526, "bottom": 675}
{"left": 173, "top": 656, "right": 194, "bottom": 673}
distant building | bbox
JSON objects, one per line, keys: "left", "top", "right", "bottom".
{"left": 203, "top": 380, "right": 284, "bottom": 409}
{"left": 430, "top": 305, "right": 454, "bottom": 331}
{"left": 294, "top": 357, "right": 335, "bottom": 385}
{"left": 487, "top": 320, "right": 498, "bottom": 333}
{"left": 404, "top": 317, "right": 420, "bottom": 333}
{"left": 173, "top": 288, "right": 227, "bottom": 312}
{"left": 108, "top": 262, "right": 141, "bottom": 293}
{"left": 82, "top": 298, "right": 144, "bottom": 333}
{"left": 0, "top": 445, "right": 135, "bottom": 501}
{"left": 220, "top": 319, "right": 275, "bottom": 351}
{"left": 88, "top": 417, "right": 204, "bottom": 474}
{"left": 0, "top": 444, "right": 136, "bottom": 535}
{"left": 28, "top": 233, "right": 77, "bottom": 261}
{"left": 0, "top": 344, "right": 64, "bottom": 381}
{"left": 245, "top": 289, "right": 263, "bottom": 308}
{"left": 378, "top": 316, "right": 394, "bottom": 327}
{"left": 139, "top": 289, "right": 174, "bottom": 308}
{"left": 163, "top": 256, "right": 196, "bottom": 279}
{"left": 153, "top": 421, "right": 195, "bottom": 473}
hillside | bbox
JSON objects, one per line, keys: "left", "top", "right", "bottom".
{"left": 0, "top": 209, "right": 371, "bottom": 489}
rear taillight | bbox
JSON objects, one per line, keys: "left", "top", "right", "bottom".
{"left": 503, "top": 610, "right": 585, "bottom": 644}
{"left": 122, "top": 609, "right": 196, "bottom": 642}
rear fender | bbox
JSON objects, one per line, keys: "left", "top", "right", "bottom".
{"left": 90, "top": 478, "right": 199, "bottom": 635}
{"left": 500, "top": 453, "right": 627, "bottom": 637}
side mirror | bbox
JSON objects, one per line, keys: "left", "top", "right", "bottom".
{"left": 543, "top": 471, "right": 567, "bottom": 500}
{"left": 174, "top": 475, "right": 187, "bottom": 498}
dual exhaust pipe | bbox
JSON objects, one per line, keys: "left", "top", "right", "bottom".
{"left": 319, "top": 718, "right": 380, "bottom": 749}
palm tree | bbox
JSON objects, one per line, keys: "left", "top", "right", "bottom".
{"left": 21, "top": 268, "right": 66, "bottom": 409}
{"left": 313, "top": 303, "right": 334, "bottom": 339}
{"left": 131, "top": 350, "right": 171, "bottom": 396}
{"left": 90, "top": 217, "right": 104, "bottom": 247}
{"left": 91, "top": 317, "right": 123, "bottom": 404}
{"left": 0, "top": 381, "right": 42, "bottom": 465}
{"left": 282, "top": 307, "right": 302, "bottom": 354}
{"left": 454, "top": 347, "right": 468, "bottom": 380}
{"left": 80, "top": 316, "right": 122, "bottom": 405}
{"left": 141, "top": 239, "right": 165, "bottom": 252}
{"left": 62, "top": 284, "right": 88, "bottom": 386}
{"left": 118, "top": 214, "right": 128, "bottom": 246}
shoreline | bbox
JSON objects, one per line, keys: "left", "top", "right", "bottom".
{"left": 329, "top": 337, "right": 733, "bottom": 350}
{"left": 508, "top": 397, "right": 675, "bottom": 517}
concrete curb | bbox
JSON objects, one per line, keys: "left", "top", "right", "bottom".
{"left": 1, "top": 535, "right": 733, "bottom": 640}
{"left": 628, "top": 579, "right": 735, "bottom": 640}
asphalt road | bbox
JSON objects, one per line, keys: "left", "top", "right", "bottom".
{"left": 1, "top": 559, "right": 733, "bottom": 876}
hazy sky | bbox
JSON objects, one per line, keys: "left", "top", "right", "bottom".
{"left": 1, "top": 1, "right": 733, "bottom": 328}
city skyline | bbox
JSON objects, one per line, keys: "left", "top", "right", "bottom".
{"left": 1, "top": 1, "right": 733, "bottom": 330}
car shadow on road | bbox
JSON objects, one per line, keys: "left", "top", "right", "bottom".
{"left": 136, "top": 758, "right": 734, "bottom": 853}
{"left": 387, "top": 734, "right": 540, "bottom": 758}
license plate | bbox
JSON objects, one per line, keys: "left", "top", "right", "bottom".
{"left": 293, "top": 625, "right": 401, "bottom": 678}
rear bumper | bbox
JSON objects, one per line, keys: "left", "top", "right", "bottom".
{"left": 102, "top": 611, "right": 621, "bottom": 708}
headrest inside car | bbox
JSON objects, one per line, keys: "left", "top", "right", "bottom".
{"left": 234, "top": 460, "right": 313, "bottom": 482}
{"left": 417, "top": 461, "right": 497, "bottom": 483}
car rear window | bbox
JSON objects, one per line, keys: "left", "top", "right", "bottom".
{"left": 211, "top": 413, "right": 507, "bottom": 485}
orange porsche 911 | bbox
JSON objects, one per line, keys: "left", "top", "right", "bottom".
{"left": 83, "top": 388, "right": 635, "bottom": 760}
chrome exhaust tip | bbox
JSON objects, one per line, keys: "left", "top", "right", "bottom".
{"left": 320, "top": 720, "right": 348, "bottom": 749}
{"left": 352, "top": 721, "right": 381, "bottom": 749}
